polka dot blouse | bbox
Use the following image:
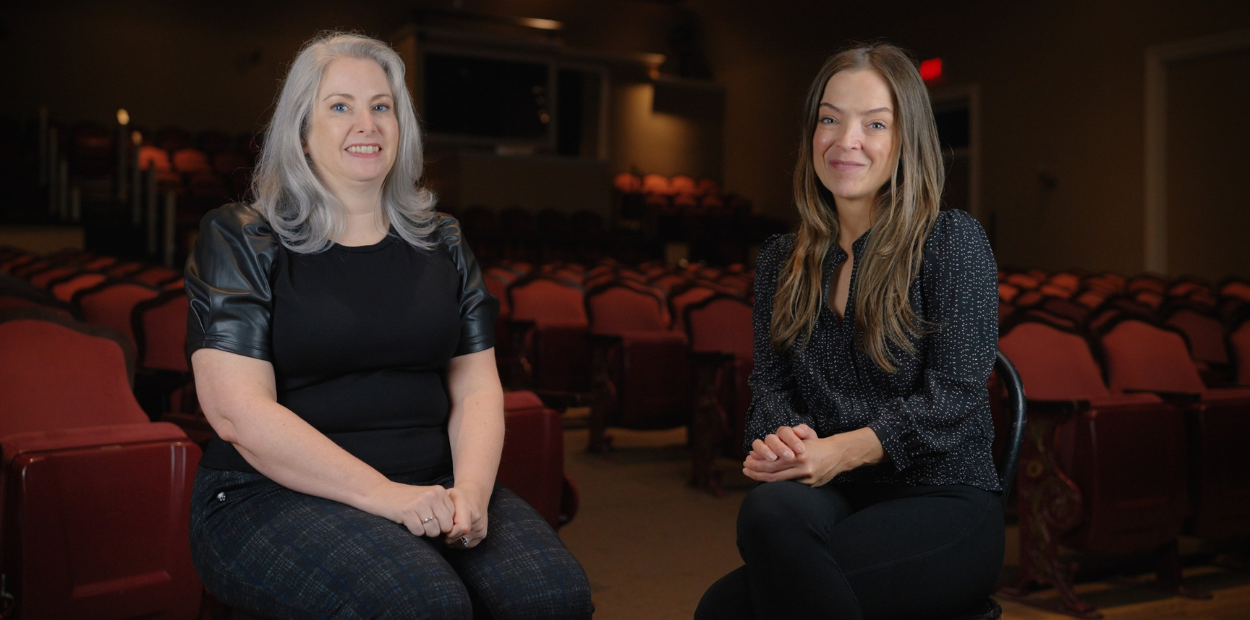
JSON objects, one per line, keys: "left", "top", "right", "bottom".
{"left": 746, "top": 209, "right": 1001, "bottom": 492}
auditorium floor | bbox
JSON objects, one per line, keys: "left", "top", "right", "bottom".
{"left": 556, "top": 426, "right": 1250, "bottom": 620}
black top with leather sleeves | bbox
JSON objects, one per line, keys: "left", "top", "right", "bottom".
{"left": 185, "top": 203, "right": 499, "bottom": 477}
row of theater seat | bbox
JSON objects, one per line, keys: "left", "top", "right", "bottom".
{"left": 0, "top": 246, "right": 583, "bottom": 619}
{"left": 996, "top": 300, "right": 1250, "bottom": 614}
{"left": 997, "top": 268, "right": 1250, "bottom": 386}
{"left": 486, "top": 258, "right": 1250, "bottom": 615}
{"left": 484, "top": 258, "right": 755, "bottom": 495}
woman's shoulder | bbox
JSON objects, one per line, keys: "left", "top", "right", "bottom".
{"left": 199, "top": 202, "right": 276, "bottom": 241}
{"left": 757, "top": 232, "right": 796, "bottom": 267}
{"left": 925, "top": 209, "right": 990, "bottom": 256}
{"left": 432, "top": 212, "right": 465, "bottom": 246}
{"left": 930, "top": 209, "right": 986, "bottom": 241}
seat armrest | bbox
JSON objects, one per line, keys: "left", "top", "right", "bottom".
{"left": 1121, "top": 388, "right": 1202, "bottom": 405}
{"left": 2, "top": 421, "right": 190, "bottom": 465}
{"left": 1026, "top": 398, "right": 1090, "bottom": 414}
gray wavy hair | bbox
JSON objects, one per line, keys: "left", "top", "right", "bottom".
{"left": 252, "top": 31, "right": 439, "bottom": 253}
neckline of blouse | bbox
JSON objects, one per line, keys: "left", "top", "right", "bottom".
{"left": 331, "top": 227, "right": 398, "bottom": 253}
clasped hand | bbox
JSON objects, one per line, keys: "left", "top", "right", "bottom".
{"left": 744, "top": 424, "right": 880, "bottom": 487}
{"left": 383, "top": 482, "right": 490, "bottom": 549}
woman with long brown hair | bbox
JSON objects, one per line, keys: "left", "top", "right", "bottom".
{"left": 696, "top": 43, "right": 1003, "bottom": 619}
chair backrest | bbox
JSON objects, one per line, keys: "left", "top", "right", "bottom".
{"left": 994, "top": 350, "right": 1027, "bottom": 498}
{"left": 1046, "top": 272, "right": 1082, "bottom": 294}
{"left": 1164, "top": 308, "right": 1229, "bottom": 366}
{"left": 685, "top": 295, "right": 753, "bottom": 360}
{"left": 649, "top": 272, "right": 689, "bottom": 296}
{"left": 1221, "top": 279, "right": 1250, "bottom": 303}
{"left": 670, "top": 285, "right": 721, "bottom": 333}
{"left": 612, "top": 172, "right": 642, "bottom": 194}
{"left": 1005, "top": 272, "right": 1040, "bottom": 290}
{"left": 0, "top": 308, "right": 147, "bottom": 436}
{"left": 50, "top": 272, "right": 107, "bottom": 302}
{"left": 1232, "top": 318, "right": 1250, "bottom": 386}
{"left": 509, "top": 276, "right": 587, "bottom": 326}
{"left": 172, "top": 147, "right": 210, "bottom": 173}
{"left": 130, "top": 265, "right": 182, "bottom": 287}
{"left": 26, "top": 264, "right": 79, "bottom": 289}
{"left": 641, "top": 173, "right": 671, "bottom": 196}
{"left": 484, "top": 268, "right": 516, "bottom": 318}
{"left": 74, "top": 281, "right": 163, "bottom": 350}
{"left": 999, "top": 320, "right": 1111, "bottom": 401}
{"left": 1128, "top": 275, "right": 1167, "bottom": 294}
{"left": 133, "top": 290, "right": 190, "bottom": 372}
{"left": 1097, "top": 318, "right": 1206, "bottom": 394}
{"left": 586, "top": 281, "right": 669, "bottom": 334}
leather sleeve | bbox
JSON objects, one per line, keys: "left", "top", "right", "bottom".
{"left": 438, "top": 214, "right": 499, "bottom": 356}
{"left": 184, "top": 203, "right": 280, "bottom": 362}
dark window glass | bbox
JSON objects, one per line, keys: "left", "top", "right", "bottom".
{"left": 423, "top": 54, "right": 549, "bottom": 140}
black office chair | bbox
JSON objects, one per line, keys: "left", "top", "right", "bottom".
{"left": 951, "top": 349, "right": 1028, "bottom": 620}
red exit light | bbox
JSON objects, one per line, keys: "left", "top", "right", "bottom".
{"left": 920, "top": 58, "right": 943, "bottom": 83}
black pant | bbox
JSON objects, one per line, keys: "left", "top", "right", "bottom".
{"left": 190, "top": 468, "right": 593, "bottom": 620}
{"left": 697, "top": 481, "right": 1004, "bottom": 620}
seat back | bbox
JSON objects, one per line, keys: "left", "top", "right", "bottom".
{"left": 1232, "top": 319, "right": 1250, "bottom": 386}
{"left": 0, "top": 310, "right": 202, "bottom": 620}
{"left": 26, "top": 264, "right": 79, "bottom": 288}
{"left": 509, "top": 276, "right": 587, "bottom": 326}
{"left": 130, "top": 266, "right": 183, "bottom": 287}
{"left": 75, "top": 281, "right": 163, "bottom": 350}
{"left": 1164, "top": 308, "right": 1229, "bottom": 367}
{"left": 51, "top": 272, "right": 108, "bottom": 302}
{"left": 998, "top": 321, "right": 1111, "bottom": 401}
{"left": 0, "top": 309, "right": 147, "bottom": 435}
{"left": 1221, "top": 279, "right": 1250, "bottom": 303}
{"left": 586, "top": 281, "right": 668, "bottom": 334}
{"left": 1098, "top": 318, "right": 1206, "bottom": 394}
{"left": 133, "top": 290, "right": 191, "bottom": 373}
{"left": 685, "top": 295, "right": 753, "bottom": 360}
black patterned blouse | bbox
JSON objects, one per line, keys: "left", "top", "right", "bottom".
{"left": 745, "top": 209, "right": 1001, "bottom": 491}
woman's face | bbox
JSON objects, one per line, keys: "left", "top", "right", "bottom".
{"left": 812, "top": 69, "right": 898, "bottom": 207}
{"left": 306, "top": 57, "right": 398, "bottom": 193}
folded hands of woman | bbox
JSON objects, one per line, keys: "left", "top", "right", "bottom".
{"left": 376, "top": 481, "right": 491, "bottom": 548}
{"left": 744, "top": 424, "right": 886, "bottom": 487}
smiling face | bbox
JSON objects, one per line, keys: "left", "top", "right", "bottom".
{"left": 305, "top": 57, "right": 398, "bottom": 195}
{"left": 812, "top": 69, "right": 898, "bottom": 210}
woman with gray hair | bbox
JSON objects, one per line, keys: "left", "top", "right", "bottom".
{"left": 184, "top": 31, "right": 592, "bottom": 619}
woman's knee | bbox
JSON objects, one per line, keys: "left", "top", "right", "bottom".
{"left": 736, "top": 481, "right": 822, "bottom": 540}
{"left": 378, "top": 582, "right": 472, "bottom": 620}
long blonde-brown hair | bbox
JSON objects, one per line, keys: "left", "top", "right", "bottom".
{"left": 772, "top": 43, "right": 944, "bottom": 372}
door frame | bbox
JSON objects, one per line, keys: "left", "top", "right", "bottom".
{"left": 1144, "top": 29, "right": 1250, "bottom": 274}
{"left": 930, "top": 84, "right": 982, "bottom": 221}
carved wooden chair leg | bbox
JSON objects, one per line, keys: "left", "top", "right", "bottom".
{"left": 998, "top": 409, "right": 1101, "bottom": 619}
{"left": 689, "top": 354, "right": 729, "bottom": 496}
{"left": 587, "top": 338, "right": 617, "bottom": 455}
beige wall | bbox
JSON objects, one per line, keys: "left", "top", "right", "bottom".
{"left": 11, "top": 1, "right": 1250, "bottom": 275}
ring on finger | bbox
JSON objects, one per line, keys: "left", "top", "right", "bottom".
{"left": 459, "top": 536, "right": 471, "bottom": 548}
{"left": 421, "top": 516, "right": 436, "bottom": 525}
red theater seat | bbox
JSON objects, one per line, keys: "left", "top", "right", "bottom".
{"left": 585, "top": 281, "right": 691, "bottom": 454}
{"left": 685, "top": 294, "right": 753, "bottom": 496}
{"left": 506, "top": 276, "right": 592, "bottom": 404}
{"left": 497, "top": 391, "right": 579, "bottom": 529}
{"left": 1097, "top": 317, "right": 1250, "bottom": 541}
{"left": 0, "top": 308, "right": 201, "bottom": 620}
{"left": 74, "top": 280, "right": 163, "bottom": 351}
{"left": 998, "top": 318, "right": 1191, "bottom": 617}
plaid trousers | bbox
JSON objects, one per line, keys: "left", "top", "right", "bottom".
{"left": 190, "top": 467, "right": 593, "bottom": 620}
